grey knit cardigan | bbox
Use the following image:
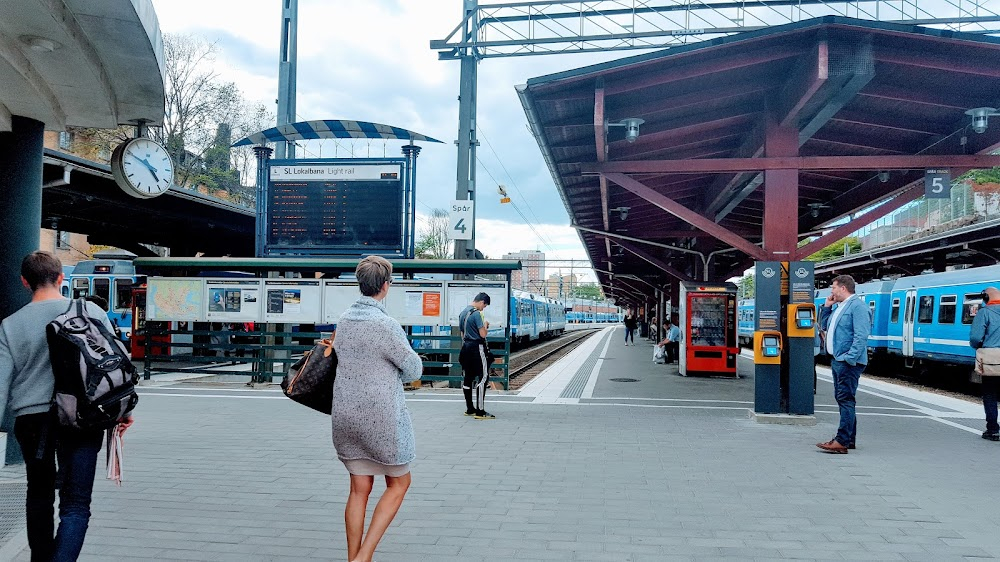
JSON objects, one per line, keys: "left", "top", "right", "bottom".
{"left": 332, "top": 296, "right": 423, "bottom": 466}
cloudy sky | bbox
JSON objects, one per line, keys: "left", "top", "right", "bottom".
{"left": 148, "top": 0, "right": 640, "bottom": 282}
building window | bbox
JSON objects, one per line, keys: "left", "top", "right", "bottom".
{"left": 55, "top": 230, "right": 70, "bottom": 249}
{"left": 58, "top": 131, "right": 73, "bottom": 149}
{"left": 938, "top": 295, "right": 957, "bottom": 324}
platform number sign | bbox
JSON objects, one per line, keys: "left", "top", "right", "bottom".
{"left": 450, "top": 200, "right": 474, "bottom": 241}
{"left": 925, "top": 169, "right": 951, "bottom": 199}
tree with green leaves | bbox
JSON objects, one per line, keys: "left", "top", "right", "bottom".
{"left": 572, "top": 283, "right": 604, "bottom": 301}
{"left": 415, "top": 209, "right": 452, "bottom": 259}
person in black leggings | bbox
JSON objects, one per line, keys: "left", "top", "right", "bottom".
{"left": 623, "top": 310, "right": 637, "bottom": 346}
{"left": 459, "top": 293, "right": 495, "bottom": 419}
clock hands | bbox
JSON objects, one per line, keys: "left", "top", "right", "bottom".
{"left": 135, "top": 156, "right": 160, "bottom": 183}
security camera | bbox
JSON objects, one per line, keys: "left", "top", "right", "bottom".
{"left": 966, "top": 107, "right": 997, "bottom": 134}
{"left": 612, "top": 206, "right": 629, "bottom": 221}
{"left": 621, "top": 118, "right": 644, "bottom": 143}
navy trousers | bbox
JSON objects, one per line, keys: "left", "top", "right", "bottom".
{"left": 831, "top": 360, "right": 864, "bottom": 447}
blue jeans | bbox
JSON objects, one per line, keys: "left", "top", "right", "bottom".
{"left": 624, "top": 328, "right": 634, "bottom": 344}
{"left": 983, "top": 377, "right": 999, "bottom": 434}
{"left": 14, "top": 413, "right": 103, "bottom": 562}
{"left": 831, "top": 360, "right": 864, "bottom": 447}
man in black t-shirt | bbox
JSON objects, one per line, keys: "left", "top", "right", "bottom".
{"left": 458, "top": 292, "right": 495, "bottom": 419}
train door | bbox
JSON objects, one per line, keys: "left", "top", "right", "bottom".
{"left": 902, "top": 289, "right": 917, "bottom": 357}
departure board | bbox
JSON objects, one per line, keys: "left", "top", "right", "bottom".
{"left": 265, "top": 161, "right": 404, "bottom": 256}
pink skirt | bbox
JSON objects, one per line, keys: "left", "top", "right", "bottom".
{"left": 342, "top": 458, "right": 410, "bottom": 477}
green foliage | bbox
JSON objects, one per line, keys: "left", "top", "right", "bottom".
{"left": 572, "top": 283, "right": 604, "bottom": 301}
{"left": 961, "top": 167, "right": 1000, "bottom": 184}
{"left": 805, "top": 236, "right": 862, "bottom": 262}
{"left": 736, "top": 274, "right": 754, "bottom": 298}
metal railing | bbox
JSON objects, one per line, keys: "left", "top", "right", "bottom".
{"left": 854, "top": 182, "right": 1000, "bottom": 251}
{"left": 138, "top": 327, "right": 512, "bottom": 388}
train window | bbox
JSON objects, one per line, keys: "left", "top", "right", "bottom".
{"left": 71, "top": 278, "right": 89, "bottom": 299}
{"left": 890, "top": 298, "right": 900, "bottom": 323}
{"left": 917, "top": 295, "right": 935, "bottom": 323}
{"left": 114, "top": 279, "right": 133, "bottom": 311}
{"left": 963, "top": 293, "right": 983, "bottom": 324}
{"left": 93, "top": 278, "right": 111, "bottom": 305}
{"left": 868, "top": 300, "right": 875, "bottom": 317}
{"left": 938, "top": 295, "right": 957, "bottom": 324}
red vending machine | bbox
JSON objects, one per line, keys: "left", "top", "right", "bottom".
{"left": 679, "top": 282, "right": 738, "bottom": 377}
{"left": 130, "top": 286, "right": 169, "bottom": 359}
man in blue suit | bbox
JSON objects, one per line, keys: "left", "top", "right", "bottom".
{"left": 816, "top": 274, "right": 871, "bottom": 454}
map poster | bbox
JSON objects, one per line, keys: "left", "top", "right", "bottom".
{"left": 147, "top": 277, "right": 206, "bottom": 321}
{"left": 204, "top": 279, "right": 263, "bottom": 322}
{"left": 263, "top": 280, "right": 321, "bottom": 323}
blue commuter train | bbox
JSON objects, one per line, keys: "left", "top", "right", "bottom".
{"left": 566, "top": 311, "right": 624, "bottom": 323}
{"left": 737, "top": 266, "right": 1000, "bottom": 377}
{"left": 64, "top": 252, "right": 141, "bottom": 341}
{"left": 508, "top": 289, "right": 566, "bottom": 345}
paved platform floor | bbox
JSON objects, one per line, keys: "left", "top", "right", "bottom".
{"left": 1, "top": 326, "right": 998, "bottom": 561}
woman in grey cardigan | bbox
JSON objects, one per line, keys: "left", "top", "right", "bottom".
{"left": 333, "top": 256, "right": 423, "bottom": 562}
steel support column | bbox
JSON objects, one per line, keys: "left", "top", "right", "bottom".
{"left": 0, "top": 115, "right": 43, "bottom": 464}
{"left": 453, "top": 0, "right": 479, "bottom": 261}
{"left": 762, "top": 116, "right": 799, "bottom": 258}
{"left": 276, "top": 0, "right": 298, "bottom": 159}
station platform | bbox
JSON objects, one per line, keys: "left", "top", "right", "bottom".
{"left": 1, "top": 326, "right": 998, "bottom": 561}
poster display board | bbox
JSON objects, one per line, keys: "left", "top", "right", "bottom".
{"left": 263, "top": 279, "right": 323, "bottom": 323}
{"left": 146, "top": 277, "right": 206, "bottom": 321}
{"left": 205, "top": 279, "right": 263, "bottom": 322}
{"left": 384, "top": 281, "right": 444, "bottom": 326}
{"left": 323, "top": 280, "right": 361, "bottom": 324}
{"left": 446, "top": 281, "right": 509, "bottom": 329}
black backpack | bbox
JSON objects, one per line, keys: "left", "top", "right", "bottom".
{"left": 46, "top": 299, "right": 139, "bottom": 430}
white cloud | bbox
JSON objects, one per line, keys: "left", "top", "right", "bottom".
{"left": 149, "top": 0, "right": 629, "bottom": 277}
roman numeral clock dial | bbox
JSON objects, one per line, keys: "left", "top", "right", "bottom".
{"left": 111, "top": 137, "right": 175, "bottom": 199}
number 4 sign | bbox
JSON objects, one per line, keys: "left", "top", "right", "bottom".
{"left": 450, "top": 200, "right": 474, "bottom": 240}
{"left": 925, "top": 169, "right": 951, "bottom": 199}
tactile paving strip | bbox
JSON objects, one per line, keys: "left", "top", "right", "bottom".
{"left": 559, "top": 331, "right": 612, "bottom": 399}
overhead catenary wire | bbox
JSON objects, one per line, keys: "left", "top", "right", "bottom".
{"left": 476, "top": 125, "right": 560, "bottom": 250}
{"left": 476, "top": 155, "right": 555, "bottom": 253}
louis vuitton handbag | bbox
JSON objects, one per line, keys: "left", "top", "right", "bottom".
{"left": 281, "top": 335, "right": 337, "bottom": 414}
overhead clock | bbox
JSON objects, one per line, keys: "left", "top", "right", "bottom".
{"left": 111, "top": 137, "right": 174, "bottom": 199}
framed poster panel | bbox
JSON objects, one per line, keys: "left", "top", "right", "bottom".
{"left": 384, "top": 281, "right": 444, "bottom": 326}
{"left": 263, "top": 279, "right": 323, "bottom": 323}
{"left": 323, "top": 280, "right": 361, "bottom": 324}
{"left": 146, "top": 277, "right": 206, "bottom": 322}
{"left": 445, "top": 281, "right": 509, "bottom": 329}
{"left": 204, "top": 279, "right": 263, "bottom": 322}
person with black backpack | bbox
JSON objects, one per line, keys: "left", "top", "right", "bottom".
{"left": 0, "top": 252, "right": 132, "bottom": 561}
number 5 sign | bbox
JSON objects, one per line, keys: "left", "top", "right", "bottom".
{"left": 924, "top": 169, "right": 951, "bottom": 199}
{"left": 449, "top": 200, "right": 474, "bottom": 240}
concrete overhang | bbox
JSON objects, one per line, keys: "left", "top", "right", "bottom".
{"left": 0, "top": 0, "right": 165, "bottom": 132}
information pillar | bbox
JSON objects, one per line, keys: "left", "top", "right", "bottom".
{"left": 753, "top": 262, "right": 782, "bottom": 413}
{"left": 753, "top": 261, "right": 815, "bottom": 415}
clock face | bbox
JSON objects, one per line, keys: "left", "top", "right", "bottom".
{"left": 112, "top": 138, "right": 174, "bottom": 199}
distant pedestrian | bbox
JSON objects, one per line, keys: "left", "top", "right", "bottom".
{"left": 816, "top": 274, "right": 871, "bottom": 454}
{"left": 969, "top": 287, "right": 1000, "bottom": 442}
{"left": 332, "top": 256, "right": 423, "bottom": 562}
{"left": 658, "top": 319, "right": 681, "bottom": 364}
{"left": 623, "top": 310, "right": 637, "bottom": 346}
{"left": 459, "top": 292, "right": 495, "bottom": 419}
{"left": 0, "top": 251, "right": 128, "bottom": 561}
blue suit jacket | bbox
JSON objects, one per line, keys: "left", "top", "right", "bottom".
{"left": 819, "top": 296, "right": 871, "bottom": 366}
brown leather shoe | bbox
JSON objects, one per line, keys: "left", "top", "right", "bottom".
{"left": 817, "top": 441, "right": 849, "bottom": 454}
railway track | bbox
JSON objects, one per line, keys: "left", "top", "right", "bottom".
{"left": 507, "top": 329, "right": 600, "bottom": 389}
